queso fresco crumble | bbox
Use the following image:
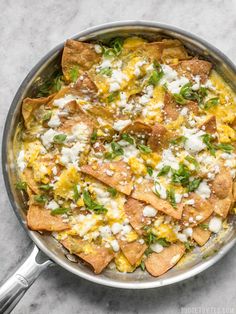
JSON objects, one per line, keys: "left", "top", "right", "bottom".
{"left": 15, "top": 36, "right": 236, "bottom": 276}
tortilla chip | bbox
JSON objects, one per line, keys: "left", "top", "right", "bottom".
{"left": 209, "top": 195, "right": 233, "bottom": 218}
{"left": 147, "top": 123, "right": 169, "bottom": 151}
{"left": 131, "top": 180, "right": 183, "bottom": 219}
{"left": 200, "top": 116, "right": 217, "bottom": 134}
{"left": 23, "top": 168, "right": 40, "bottom": 194}
{"left": 118, "top": 240, "right": 147, "bottom": 265}
{"left": 163, "top": 92, "right": 180, "bottom": 121}
{"left": 62, "top": 39, "right": 101, "bottom": 82}
{"left": 186, "top": 101, "right": 199, "bottom": 115}
{"left": 182, "top": 193, "right": 214, "bottom": 226}
{"left": 124, "top": 198, "right": 150, "bottom": 235}
{"left": 192, "top": 226, "right": 211, "bottom": 246}
{"left": 211, "top": 167, "right": 233, "bottom": 199}
{"left": 75, "top": 73, "right": 98, "bottom": 94}
{"left": 174, "top": 58, "right": 212, "bottom": 83}
{"left": 145, "top": 243, "right": 185, "bottom": 277}
{"left": 233, "top": 182, "right": 236, "bottom": 201}
{"left": 61, "top": 236, "right": 114, "bottom": 274}
{"left": 58, "top": 103, "right": 95, "bottom": 134}
{"left": 81, "top": 161, "right": 133, "bottom": 195}
{"left": 22, "top": 94, "right": 55, "bottom": 129}
{"left": 121, "top": 121, "right": 152, "bottom": 139}
{"left": 27, "top": 204, "right": 69, "bottom": 231}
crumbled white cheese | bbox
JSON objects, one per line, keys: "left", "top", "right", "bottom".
{"left": 99, "top": 225, "right": 112, "bottom": 238}
{"left": 113, "top": 119, "right": 131, "bottom": 131}
{"left": 143, "top": 205, "right": 157, "bottom": 217}
{"left": 47, "top": 113, "right": 61, "bottom": 128}
{"left": 105, "top": 169, "right": 114, "bottom": 176}
{"left": 177, "top": 233, "right": 188, "bottom": 242}
{"left": 209, "top": 217, "right": 222, "bottom": 233}
{"left": 180, "top": 107, "right": 189, "bottom": 116}
{"left": 41, "top": 129, "right": 58, "bottom": 148}
{"left": 72, "top": 122, "right": 91, "bottom": 141}
{"left": 53, "top": 95, "right": 78, "bottom": 109}
{"left": 195, "top": 180, "right": 211, "bottom": 199}
{"left": 17, "top": 150, "right": 26, "bottom": 172}
{"left": 183, "top": 227, "right": 193, "bottom": 237}
{"left": 94, "top": 44, "right": 102, "bottom": 54}
{"left": 110, "top": 239, "right": 119, "bottom": 252}
{"left": 183, "top": 128, "right": 206, "bottom": 154}
{"left": 60, "top": 141, "right": 85, "bottom": 167}
{"left": 150, "top": 243, "right": 164, "bottom": 253}
{"left": 134, "top": 60, "right": 146, "bottom": 77}
{"left": 111, "top": 222, "right": 122, "bottom": 235}
{"left": 171, "top": 254, "right": 181, "bottom": 265}
{"left": 46, "top": 200, "right": 59, "bottom": 210}
{"left": 109, "top": 82, "right": 120, "bottom": 92}
{"left": 185, "top": 199, "right": 195, "bottom": 205}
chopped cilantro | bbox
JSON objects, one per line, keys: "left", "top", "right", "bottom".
{"left": 53, "top": 134, "right": 67, "bottom": 144}
{"left": 170, "top": 136, "right": 187, "bottom": 145}
{"left": 184, "top": 241, "right": 195, "bottom": 252}
{"left": 185, "top": 155, "right": 199, "bottom": 170}
{"left": 146, "top": 166, "right": 153, "bottom": 176}
{"left": 187, "top": 178, "right": 202, "bottom": 192}
{"left": 173, "top": 93, "right": 186, "bottom": 105}
{"left": 91, "top": 131, "right": 97, "bottom": 144}
{"left": 216, "top": 143, "right": 234, "bottom": 153}
{"left": 73, "top": 185, "right": 80, "bottom": 202}
{"left": 199, "top": 223, "right": 209, "bottom": 230}
{"left": 107, "top": 91, "right": 119, "bottom": 103}
{"left": 83, "top": 191, "right": 108, "bottom": 214}
{"left": 39, "top": 184, "right": 53, "bottom": 191}
{"left": 167, "top": 188, "right": 177, "bottom": 208}
{"left": 203, "top": 97, "right": 219, "bottom": 110}
{"left": 51, "top": 207, "right": 70, "bottom": 215}
{"left": 100, "top": 67, "right": 112, "bottom": 76}
{"left": 121, "top": 133, "right": 134, "bottom": 144}
{"left": 157, "top": 165, "right": 171, "bottom": 177}
{"left": 171, "top": 163, "right": 190, "bottom": 187}
{"left": 148, "top": 62, "right": 164, "bottom": 86}
{"left": 107, "top": 187, "right": 117, "bottom": 197}
{"left": 42, "top": 111, "right": 52, "bottom": 121}
{"left": 138, "top": 144, "right": 152, "bottom": 154}
{"left": 15, "top": 181, "right": 27, "bottom": 191}
{"left": 201, "top": 133, "right": 216, "bottom": 156}
{"left": 69, "top": 67, "right": 79, "bottom": 82}
{"left": 34, "top": 195, "right": 47, "bottom": 204}
{"left": 140, "top": 261, "right": 146, "bottom": 271}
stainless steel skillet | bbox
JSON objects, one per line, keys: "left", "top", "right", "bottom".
{"left": 1, "top": 20, "right": 236, "bottom": 314}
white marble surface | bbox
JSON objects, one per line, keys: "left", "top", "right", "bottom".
{"left": 0, "top": 0, "right": 236, "bottom": 313}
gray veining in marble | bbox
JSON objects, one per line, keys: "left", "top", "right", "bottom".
{"left": 0, "top": 0, "right": 236, "bottom": 313}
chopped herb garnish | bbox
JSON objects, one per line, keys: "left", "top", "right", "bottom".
{"left": 148, "top": 62, "right": 164, "bottom": 86}
{"left": 199, "top": 223, "right": 209, "bottom": 230}
{"left": 140, "top": 260, "right": 146, "bottom": 271}
{"left": 91, "top": 131, "right": 97, "bottom": 144}
{"left": 185, "top": 155, "right": 199, "bottom": 170}
{"left": 36, "top": 69, "right": 63, "bottom": 97}
{"left": 201, "top": 133, "right": 216, "bottom": 156}
{"left": 121, "top": 133, "right": 134, "bottom": 144}
{"left": 167, "top": 188, "right": 177, "bottom": 208}
{"left": 83, "top": 191, "right": 108, "bottom": 214}
{"left": 184, "top": 241, "right": 195, "bottom": 252}
{"left": 157, "top": 165, "right": 171, "bottom": 177}
{"left": 203, "top": 97, "right": 219, "bottom": 110}
{"left": 173, "top": 93, "right": 186, "bottom": 105}
{"left": 111, "top": 142, "right": 124, "bottom": 157}
{"left": 73, "top": 185, "right": 80, "bottom": 202}
{"left": 138, "top": 144, "right": 152, "bottom": 154}
{"left": 42, "top": 111, "right": 52, "bottom": 121}
{"left": 39, "top": 184, "right": 53, "bottom": 191}
{"left": 34, "top": 195, "right": 47, "bottom": 204}
{"left": 107, "top": 187, "right": 117, "bottom": 197}
{"left": 53, "top": 134, "right": 67, "bottom": 144}
{"left": 100, "top": 67, "right": 112, "bottom": 76}
{"left": 156, "top": 238, "right": 170, "bottom": 247}
{"left": 180, "top": 83, "right": 198, "bottom": 101}
{"left": 171, "top": 163, "right": 190, "bottom": 187}
{"left": 146, "top": 166, "right": 153, "bottom": 176}
{"left": 51, "top": 207, "right": 70, "bottom": 215}
{"left": 216, "top": 143, "right": 234, "bottom": 153}
{"left": 69, "top": 67, "right": 79, "bottom": 82}
{"left": 107, "top": 91, "right": 119, "bottom": 103}
{"left": 109, "top": 37, "right": 123, "bottom": 55}
{"left": 170, "top": 136, "right": 187, "bottom": 145}
{"left": 146, "top": 232, "right": 157, "bottom": 245}
{"left": 187, "top": 178, "right": 202, "bottom": 192}
{"left": 15, "top": 181, "right": 27, "bottom": 191}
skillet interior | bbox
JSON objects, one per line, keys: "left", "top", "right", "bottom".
{"left": 3, "top": 21, "right": 236, "bottom": 289}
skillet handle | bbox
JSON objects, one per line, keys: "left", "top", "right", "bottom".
{"left": 0, "top": 245, "right": 53, "bottom": 314}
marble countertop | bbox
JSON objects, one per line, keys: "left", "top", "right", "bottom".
{"left": 0, "top": 0, "right": 236, "bottom": 313}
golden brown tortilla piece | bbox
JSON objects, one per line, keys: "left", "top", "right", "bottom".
{"left": 233, "top": 182, "right": 236, "bottom": 201}
{"left": 163, "top": 93, "right": 199, "bottom": 121}
{"left": 145, "top": 243, "right": 185, "bottom": 277}
{"left": 22, "top": 94, "right": 55, "bottom": 129}
{"left": 209, "top": 168, "right": 233, "bottom": 218}
{"left": 23, "top": 168, "right": 40, "bottom": 194}
{"left": 211, "top": 168, "right": 233, "bottom": 199}
{"left": 192, "top": 226, "right": 211, "bottom": 246}
{"left": 58, "top": 102, "right": 95, "bottom": 135}
{"left": 124, "top": 198, "right": 151, "bottom": 235}
{"left": 174, "top": 58, "right": 212, "bottom": 83}
{"left": 131, "top": 180, "right": 183, "bottom": 219}
{"left": 200, "top": 116, "right": 217, "bottom": 134}
{"left": 61, "top": 236, "right": 114, "bottom": 274}
{"left": 147, "top": 123, "right": 169, "bottom": 151}
{"left": 182, "top": 193, "right": 214, "bottom": 227}
{"left": 121, "top": 121, "right": 152, "bottom": 138}
{"left": 62, "top": 39, "right": 101, "bottom": 82}
{"left": 27, "top": 204, "right": 69, "bottom": 232}
{"left": 118, "top": 240, "right": 147, "bottom": 265}
{"left": 81, "top": 161, "right": 133, "bottom": 195}
{"left": 75, "top": 73, "right": 98, "bottom": 94}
